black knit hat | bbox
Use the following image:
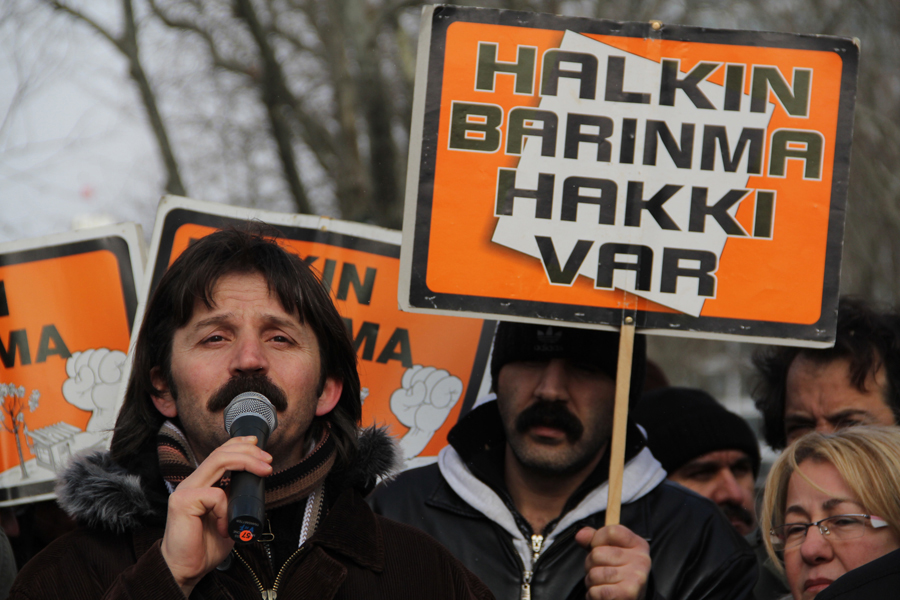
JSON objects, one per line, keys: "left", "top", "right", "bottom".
{"left": 490, "top": 321, "right": 647, "bottom": 407}
{"left": 633, "top": 387, "right": 760, "bottom": 477}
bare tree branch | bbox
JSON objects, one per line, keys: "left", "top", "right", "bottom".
{"left": 146, "top": 0, "right": 251, "bottom": 74}
{"left": 40, "top": 0, "right": 187, "bottom": 196}
{"left": 233, "top": 0, "right": 312, "bottom": 214}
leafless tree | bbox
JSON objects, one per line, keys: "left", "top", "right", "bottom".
{"left": 38, "top": 0, "right": 187, "bottom": 197}
{"left": 10, "top": 0, "right": 900, "bottom": 406}
{"left": 0, "top": 384, "right": 39, "bottom": 479}
{"left": 141, "top": 0, "right": 420, "bottom": 226}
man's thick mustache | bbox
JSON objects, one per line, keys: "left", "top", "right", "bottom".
{"left": 719, "top": 501, "right": 754, "bottom": 528}
{"left": 515, "top": 401, "right": 583, "bottom": 441}
{"left": 206, "top": 374, "right": 288, "bottom": 412}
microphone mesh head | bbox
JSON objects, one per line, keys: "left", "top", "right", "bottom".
{"left": 223, "top": 391, "right": 278, "bottom": 434}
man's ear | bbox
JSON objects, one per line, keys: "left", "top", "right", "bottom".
{"left": 315, "top": 377, "right": 342, "bottom": 417}
{"left": 150, "top": 366, "right": 178, "bottom": 418}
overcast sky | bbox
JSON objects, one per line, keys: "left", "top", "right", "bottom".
{"left": 0, "top": 6, "right": 162, "bottom": 247}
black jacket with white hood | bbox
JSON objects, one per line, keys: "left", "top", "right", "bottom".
{"left": 370, "top": 400, "right": 758, "bottom": 600}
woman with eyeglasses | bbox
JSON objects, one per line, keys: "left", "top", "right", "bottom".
{"left": 760, "top": 426, "right": 900, "bottom": 600}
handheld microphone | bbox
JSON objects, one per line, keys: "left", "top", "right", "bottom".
{"left": 223, "top": 391, "right": 278, "bottom": 544}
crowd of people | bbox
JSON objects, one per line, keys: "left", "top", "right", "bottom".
{"left": 1, "top": 227, "right": 899, "bottom": 599}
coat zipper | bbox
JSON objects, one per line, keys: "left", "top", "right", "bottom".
{"left": 231, "top": 490, "right": 324, "bottom": 600}
{"left": 520, "top": 534, "right": 544, "bottom": 600}
{"left": 233, "top": 545, "right": 306, "bottom": 600}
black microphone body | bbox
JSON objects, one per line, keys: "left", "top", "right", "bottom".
{"left": 223, "top": 392, "right": 277, "bottom": 544}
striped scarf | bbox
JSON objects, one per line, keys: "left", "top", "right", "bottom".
{"left": 157, "top": 420, "right": 336, "bottom": 510}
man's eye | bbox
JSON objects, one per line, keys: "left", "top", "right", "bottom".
{"left": 203, "top": 335, "right": 225, "bottom": 343}
{"left": 680, "top": 469, "right": 715, "bottom": 482}
{"left": 786, "top": 424, "right": 813, "bottom": 437}
{"left": 836, "top": 419, "right": 862, "bottom": 429}
{"left": 731, "top": 465, "right": 752, "bottom": 477}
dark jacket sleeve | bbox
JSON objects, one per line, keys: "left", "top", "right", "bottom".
{"left": 638, "top": 483, "right": 759, "bottom": 600}
{"left": 565, "top": 527, "right": 757, "bottom": 600}
{"left": 8, "top": 528, "right": 185, "bottom": 600}
{"left": 369, "top": 516, "right": 496, "bottom": 600}
{"left": 0, "top": 527, "right": 16, "bottom": 599}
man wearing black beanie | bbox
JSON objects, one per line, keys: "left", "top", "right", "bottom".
{"left": 372, "top": 322, "right": 756, "bottom": 600}
{"left": 634, "top": 387, "right": 789, "bottom": 600}
{"left": 634, "top": 387, "right": 761, "bottom": 536}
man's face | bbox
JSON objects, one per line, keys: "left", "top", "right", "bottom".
{"left": 784, "top": 355, "right": 895, "bottom": 445}
{"left": 150, "top": 271, "right": 342, "bottom": 470}
{"left": 496, "top": 358, "right": 616, "bottom": 477}
{"left": 668, "top": 449, "right": 757, "bottom": 536}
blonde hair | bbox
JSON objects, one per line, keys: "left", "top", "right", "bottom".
{"left": 760, "top": 426, "right": 900, "bottom": 570}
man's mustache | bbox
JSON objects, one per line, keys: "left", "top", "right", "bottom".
{"left": 206, "top": 373, "right": 288, "bottom": 412}
{"left": 719, "top": 501, "right": 755, "bottom": 528}
{"left": 515, "top": 401, "right": 583, "bottom": 441}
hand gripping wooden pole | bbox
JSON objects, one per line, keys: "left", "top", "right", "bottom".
{"left": 605, "top": 308, "right": 636, "bottom": 526}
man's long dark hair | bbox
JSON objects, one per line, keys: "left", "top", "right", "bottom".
{"left": 752, "top": 296, "right": 900, "bottom": 449}
{"left": 110, "top": 225, "right": 361, "bottom": 475}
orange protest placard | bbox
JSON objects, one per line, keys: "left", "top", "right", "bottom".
{"left": 0, "top": 226, "right": 143, "bottom": 504}
{"left": 144, "top": 198, "right": 494, "bottom": 466}
{"left": 400, "top": 6, "right": 858, "bottom": 346}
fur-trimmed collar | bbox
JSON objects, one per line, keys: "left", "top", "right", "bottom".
{"left": 55, "top": 426, "right": 401, "bottom": 534}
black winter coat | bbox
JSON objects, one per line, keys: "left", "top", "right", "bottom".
{"left": 9, "top": 429, "right": 494, "bottom": 600}
{"left": 372, "top": 463, "right": 758, "bottom": 600}
{"left": 370, "top": 403, "right": 758, "bottom": 600}
{"left": 10, "top": 486, "right": 493, "bottom": 600}
{"left": 816, "top": 547, "right": 900, "bottom": 600}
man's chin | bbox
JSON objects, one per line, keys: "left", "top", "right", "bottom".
{"left": 509, "top": 440, "right": 599, "bottom": 477}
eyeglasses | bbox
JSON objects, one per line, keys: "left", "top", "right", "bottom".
{"left": 770, "top": 514, "right": 889, "bottom": 550}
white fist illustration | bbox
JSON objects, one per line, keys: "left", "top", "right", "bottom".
{"left": 62, "top": 348, "right": 127, "bottom": 432}
{"left": 390, "top": 365, "right": 463, "bottom": 460}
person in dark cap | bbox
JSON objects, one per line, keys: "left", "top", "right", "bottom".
{"left": 371, "top": 322, "right": 756, "bottom": 600}
{"left": 634, "top": 387, "right": 760, "bottom": 536}
{"left": 634, "top": 387, "right": 789, "bottom": 600}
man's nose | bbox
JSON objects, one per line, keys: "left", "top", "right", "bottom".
{"left": 231, "top": 336, "right": 268, "bottom": 374}
{"left": 799, "top": 523, "right": 835, "bottom": 564}
{"left": 814, "top": 421, "right": 838, "bottom": 435}
{"left": 534, "top": 359, "right": 569, "bottom": 400}
{"left": 711, "top": 470, "right": 745, "bottom": 506}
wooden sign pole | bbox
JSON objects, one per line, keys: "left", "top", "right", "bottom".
{"left": 605, "top": 311, "right": 636, "bottom": 526}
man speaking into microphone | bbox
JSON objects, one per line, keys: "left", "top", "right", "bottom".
{"left": 10, "top": 227, "right": 493, "bottom": 600}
